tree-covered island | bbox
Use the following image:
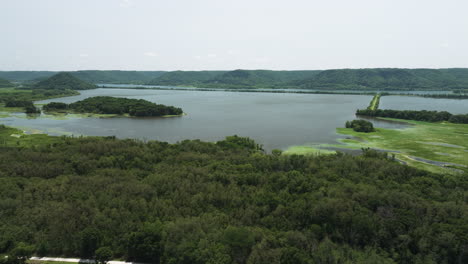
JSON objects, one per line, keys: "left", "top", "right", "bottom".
{"left": 43, "top": 96, "right": 184, "bottom": 117}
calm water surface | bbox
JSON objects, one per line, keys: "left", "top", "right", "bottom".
{"left": 380, "top": 96, "right": 468, "bottom": 114}
{"left": 1, "top": 89, "right": 375, "bottom": 151}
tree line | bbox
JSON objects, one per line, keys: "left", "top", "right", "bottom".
{"left": 3, "top": 100, "right": 40, "bottom": 114}
{"left": 356, "top": 109, "right": 468, "bottom": 124}
{"left": 0, "top": 128, "right": 466, "bottom": 264}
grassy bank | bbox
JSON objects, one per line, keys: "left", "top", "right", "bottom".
{"left": 283, "top": 145, "right": 336, "bottom": 155}
{"left": 0, "top": 125, "right": 64, "bottom": 147}
{"left": 283, "top": 118, "right": 468, "bottom": 173}
{"left": 367, "top": 93, "right": 381, "bottom": 110}
{"left": 336, "top": 119, "right": 468, "bottom": 173}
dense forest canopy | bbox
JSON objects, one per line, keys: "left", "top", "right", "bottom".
{"left": 148, "top": 71, "right": 227, "bottom": 86}
{"left": 70, "top": 71, "right": 166, "bottom": 84}
{"left": 2, "top": 69, "right": 468, "bottom": 90}
{"left": 0, "top": 78, "right": 13, "bottom": 88}
{"left": 0, "top": 72, "right": 56, "bottom": 82}
{"left": 300, "top": 68, "right": 468, "bottom": 90}
{"left": 139, "top": 68, "right": 468, "bottom": 90}
{"left": 33, "top": 73, "right": 97, "bottom": 90}
{"left": 0, "top": 129, "right": 466, "bottom": 264}
{"left": 0, "top": 71, "right": 165, "bottom": 84}
{"left": 356, "top": 109, "right": 468, "bottom": 124}
{"left": 0, "top": 89, "right": 78, "bottom": 105}
{"left": 48, "top": 96, "right": 184, "bottom": 117}
{"left": 202, "top": 70, "right": 321, "bottom": 88}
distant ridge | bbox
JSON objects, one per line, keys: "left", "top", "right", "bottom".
{"left": 299, "top": 68, "right": 468, "bottom": 90}
{"left": 149, "top": 68, "right": 468, "bottom": 90}
{"left": 0, "top": 70, "right": 165, "bottom": 84}
{"left": 33, "top": 72, "right": 97, "bottom": 90}
{"left": 1, "top": 68, "right": 468, "bottom": 90}
{"left": 149, "top": 71, "right": 227, "bottom": 86}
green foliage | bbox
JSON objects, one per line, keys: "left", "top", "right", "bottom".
{"left": 149, "top": 71, "right": 227, "bottom": 86}
{"left": 223, "top": 226, "right": 255, "bottom": 264}
{"left": 4, "top": 101, "right": 34, "bottom": 108}
{"left": 346, "top": 119, "right": 375, "bottom": 133}
{"left": 1, "top": 243, "right": 34, "bottom": 264}
{"left": 66, "top": 96, "right": 183, "bottom": 117}
{"left": 33, "top": 72, "right": 96, "bottom": 90}
{"left": 3, "top": 100, "right": 40, "bottom": 114}
{"left": 95, "top": 247, "right": 113, "bottom": 264}
{"left": 0, "top": 89, "right": 78, "bottom": 105}
{"left": 0, "top": 78, "right": 13, "bottom": 88}
{"left": 70, "top": 71, "right": 165, "bottom": 84}
{"left": 150, "top": 68, "right": 468, "bottom": 90}
{"left": 204, "top": 70, "right": 320, "bottom": 88}
{"left": 80, "top": 228, "right": 101, "bottom": 258}
{"left": 149, "top": 70, "right": 320, "bottom": 89}
{"left": 216, "top": 135, "right": 263, "bottom": 152}
{"left": 42, "top": 102, "right": 68, "bottom": 112}
{"left": 0, "top": 130, "right": 466, "bottom": 263}
{"left": 0, "top": 71, "right": 166, "bottom": 84}
{"left": 126, "top": 222, "right": 163, "bottom": 263}
{"left": 367, "top": 94, "right": 381, "bottom": 110}
{"left": 2, "top": 69, "right": 468, "bottom": 90}
{"left": 0, "top": 72, "right": 56, "bottom": 82}
{"left": 301, "top": 68, "right": 468, "bottom": 90}
{"left": 356, "top": 109, "right": 468, "bottom": 124}
{"left": 24, "top": 105, "right": 40, "bottom": 114}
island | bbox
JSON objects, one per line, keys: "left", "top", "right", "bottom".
{"left": 43, "top": 96, "right": 184, "bottom": 117}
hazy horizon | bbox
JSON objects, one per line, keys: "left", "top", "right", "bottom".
{"left": 2, "top": 67, "right": 468, "bottom": 72}
{"left": 2, "top": 0, "right": 468, "bottom": 71}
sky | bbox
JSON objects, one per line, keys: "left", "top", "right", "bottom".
{"left": 1, "top": 0, "right": 468, "bottom": 71}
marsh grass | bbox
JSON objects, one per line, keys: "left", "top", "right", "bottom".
{"left": 336, "top": 118, "right": 468, "bottom": 173}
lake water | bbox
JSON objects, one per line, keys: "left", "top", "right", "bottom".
{"left": 1, "top": 89, "right": 465, "bottom": 151}
{"left": 380, "top": 96, "right": 468, "bottom": 114}
{"left": 1, "top": 89, "right": 373, "bottom": 151}
{"left": 99, "top": 84, "right": 453, "bottom": 95}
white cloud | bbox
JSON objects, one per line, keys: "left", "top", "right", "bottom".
{"left": 79, "top": 54, "right": 89, "bottom": 57}
{"left": 144, "top": 52, "right": 158, "bottom": 57}
{"left": 194, "top": 55, "right": 202, "bottom": 60}
{"left": 227, "top": 50, "right": 240, "bottom": 55}
{"left": 120, "top": 0, "right": 134, "bottom": 8}
{"left": 440, "top": 42, "right": 450, "bottom": 48}
{"left": 207, "top": 54, "right": 217, "bottom": 58}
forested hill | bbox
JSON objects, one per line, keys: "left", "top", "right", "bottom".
{"left": 71, "top": 70, "right": 166, "bottom": 84}
{"left": 298, "top": 68, "right": 468, "bottom": 90}
{"left": 148, "top": 71, "right": 227, "bottom": 86}
{"left": 2, "top": 68, "right": 468, "bottom": 90}
{"left": 146, "top": 68, "right": 468, "bottom": 90}
{"left": 33, "top": 72, "right": 97, "bottom": 90}
{"left": 0, "top": 78, "right": 13, "bottom": 88}
{"left": 203, "top": 70, "right": 321, "bottom": 88}
{"left": 0, "top": 71, "right": 166, "bottom": 84}
{"left": 0, "top": 130, "right": 466, "bottom": 263}
{"left": 0, "top": 71, "right": 56, "bottom": 82}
